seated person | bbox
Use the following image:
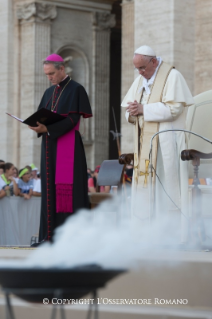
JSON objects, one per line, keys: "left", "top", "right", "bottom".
{"left": 88, "top": 165, "right": 110, "bottom": 193}
{"left": 87, "top": 168, "right": 92, "bottom": 180}
{"left": 18, "top": 168, "right": 33, "bottom": 199}
{"left": 125, "top": 164, "right": 133, "bottom": 185}
{"left": 0, "top": 162, "right": 19, "bottom": 198}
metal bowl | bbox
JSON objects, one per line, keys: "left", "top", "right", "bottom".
{"left": 0, "top": 265, "right": 126, "bottom": 303}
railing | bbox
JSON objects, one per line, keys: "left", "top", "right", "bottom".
{"left": 0, "top": 197, "right": 41, "bottom": 246}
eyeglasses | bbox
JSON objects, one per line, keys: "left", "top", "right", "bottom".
{"left": 134, "top": 57, "right": 153, "bottom": 72}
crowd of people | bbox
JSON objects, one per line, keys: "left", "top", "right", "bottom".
{"left": 0, "top": 159, "right": 133, "bottom": 200}
{"left": 0, "top": 162, "right": 106, "bottom": 196}
{"left": 0, "top": 160, "right": 41, "bottom": 200}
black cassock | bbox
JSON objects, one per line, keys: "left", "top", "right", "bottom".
{"left": 38, "top": 76, "right": 92, "bottom": 241}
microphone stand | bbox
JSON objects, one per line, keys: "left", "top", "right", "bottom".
{"left": 148, "top": 129, "right": 212, "bottom": 221}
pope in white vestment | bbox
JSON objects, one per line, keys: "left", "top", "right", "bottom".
{"left": 121, "top": 45, "right": 194, "bottom": 242}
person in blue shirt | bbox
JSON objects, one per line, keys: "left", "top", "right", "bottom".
{"left": 18, "top": 168, "right": 33, "bottom": 200}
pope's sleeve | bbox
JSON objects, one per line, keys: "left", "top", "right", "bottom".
{"left": 143, "top": 102, "right": 184, "bottom": 122}
{"left": 143, "top": 69, "right": 192, "bottom": 122}
{"left": 121, "top": 75, "right": 141, "bottom": 125}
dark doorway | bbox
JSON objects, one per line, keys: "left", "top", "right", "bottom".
{"left": 109, "top": 0, "right": 122, "bottom": 160}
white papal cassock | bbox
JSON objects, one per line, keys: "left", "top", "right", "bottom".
{"left": 121, "top": 57, "right": 194, "bottom": 242}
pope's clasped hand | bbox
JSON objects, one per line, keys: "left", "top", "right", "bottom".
{"left": 126, "top": 100, "right": 143, "bottom": 116}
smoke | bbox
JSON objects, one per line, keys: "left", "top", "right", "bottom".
{"left": 0, "top": 193, "right": 187, "bottom": 269}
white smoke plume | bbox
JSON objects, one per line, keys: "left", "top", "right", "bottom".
{"left": 0, "top": 193, "right": 188, "bottom": 269}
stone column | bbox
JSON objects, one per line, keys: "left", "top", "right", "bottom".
{"left": 195, "top": 0, "right": 212, "bottom": 95}
{"left": 120, "top": 0, "right": 135, "bottom": 154}
{"left": 92, "top": 12, "right": 115, "bottom": 167}
{"left": 17, "top": 2, "right": 57, "bottom": 168}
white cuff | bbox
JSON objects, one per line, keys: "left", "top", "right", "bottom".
{"left": 125, "top": 110, "right": 129, "bottom": 121}
{"left": 125, "top": 110, "right": 136, "bottom": 124}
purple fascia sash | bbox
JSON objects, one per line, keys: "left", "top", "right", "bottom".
{"left": 55, "top": 121, "right": 80, "bottom": 213}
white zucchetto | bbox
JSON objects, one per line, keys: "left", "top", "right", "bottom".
{"left": 134, "top": 45, "right": 156, "bottom": 57}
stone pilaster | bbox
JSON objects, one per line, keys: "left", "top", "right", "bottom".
{"left": 173, "top": 0, "right": 195, "bottom": 94}
{"left": 120, "top": 0, "right": 134, "bottom": 153}
{"left": 17, "top": 2, "right": 57, "bottom": 168}
{"left": 0, "top": 0, "right": 14, "bottom": 162}
{"left": 134, "top": 0, "right": 195, "bottom": 92}
{"left": 195, "top": 0, "right": 212, "bottom": 95}
{"left": 92, "top": 12, "right": 115, "bottom": 167}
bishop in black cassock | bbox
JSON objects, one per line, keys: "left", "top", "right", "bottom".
{"left": 30, "top": 54, "right": 92, "bottom": 242}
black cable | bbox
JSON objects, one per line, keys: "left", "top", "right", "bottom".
{"left": 148, "top": 128, "right": 212, "bottom": 220}
{"left": 152, "top": 166, "right": 189, "bottom": 220}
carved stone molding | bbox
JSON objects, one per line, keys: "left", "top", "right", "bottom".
{"left": 93, "top": 12, "right": 116, "bottom": 31}
{"left": 17, "top": 2, "right": 57, "bottom": 22}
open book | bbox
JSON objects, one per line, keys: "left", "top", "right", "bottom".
{"left": 6, "top": 108, "right": 65, "bottom": 127}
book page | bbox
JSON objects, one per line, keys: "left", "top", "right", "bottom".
{"left": 6, "top": 113, "right": 23, "bottom": 123}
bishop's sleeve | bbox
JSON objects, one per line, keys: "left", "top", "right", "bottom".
{"left": 46, "top": 113, "right": 80, "bottom": 139}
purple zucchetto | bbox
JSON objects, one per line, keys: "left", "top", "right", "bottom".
{"left": 45, "top": 54, "right": 64, "bottom": 62}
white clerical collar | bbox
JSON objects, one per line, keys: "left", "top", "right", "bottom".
{"left": 57, "top": 75, "right": 68, "bottom": 87}
{"left": 140, "top": 56, "right": 162, "bottom": 95}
